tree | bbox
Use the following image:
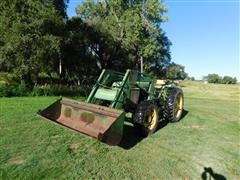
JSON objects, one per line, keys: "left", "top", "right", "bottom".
{"left": 61, "top": 17, "right": 100, "bottom": 84}
{"left": 76, "top": 0, "right": 171, "bottom": 73}
{"left": 207, "top": 74, "right": 222, "bottom": 83}
{"left": 0, "top": 0, "right": 64, "bottom": 87}
{"left": 222, "top": 76, "right": 237, "bottom": 84}
{"left": 45, "top": 0, "right": 69, "bottom": 19}
{"left": 0, "top": 0, "right": 176, "bottom": 87}
{"left": 186, "top": 76, "right": 195, "bottom": 81}
{"left": 166, "top": 63, "right": 188, "bottom": 80}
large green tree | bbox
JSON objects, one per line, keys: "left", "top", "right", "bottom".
{"left": 61, "top": 17, "right": 100, "bottom": 84}
{"left": 45, "top": 0, "right": 69, "bottom": 19}
{"left": 0, "top": 0, "right": 64, "bottom": 87}
{"left": 207, "top": 74, "right": 222, "bottom": 84}
{"left": 166, "top": 63, "right": 188, "bottom": 80}
{"left": 76, "top": 0, "right": 171, "bottom": 73}
{"left": 222, "top": 76, "right": 237, "bottom": 84}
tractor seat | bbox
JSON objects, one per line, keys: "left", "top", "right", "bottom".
{"left": 111, "top": 81, "right": 122, "bottom": 89}
{"left": 155, "top": 80, "right": 166, "bottom": 89}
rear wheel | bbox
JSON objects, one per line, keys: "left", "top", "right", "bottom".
{"left": 133, "top": 101, "right": 159, "bottom": 137}
{"left": 163, "top": 88, "right": 184, "bottom": 122}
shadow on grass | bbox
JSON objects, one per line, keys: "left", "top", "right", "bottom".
{"left": 118, "top": 109, "right": 189, "bottom": 150}
{"left": 118, "top": 124, "right": 143, "bottom": 150}
{"left": 201, "top": 167, "right": 227, "bottom": 180}
{"left": 181, "top": 109, "right": 189, "bottom": 119}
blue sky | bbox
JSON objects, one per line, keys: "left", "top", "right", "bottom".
{"left": 67, "top": 0, "right": 239, "bottom": 80}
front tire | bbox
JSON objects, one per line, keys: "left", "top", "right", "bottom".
{"left": 133, "top": 101, "right": 159, "bottom": 137}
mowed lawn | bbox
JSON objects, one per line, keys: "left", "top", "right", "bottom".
{"left": 0, "top": 81, "right": 239, "bottom": 179}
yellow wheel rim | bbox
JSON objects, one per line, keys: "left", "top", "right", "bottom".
{"left": 145, "top": 107, "right": 158, "bottom": 130}
{"left": 174, "top": 93, "right": 183, "bottom": 118}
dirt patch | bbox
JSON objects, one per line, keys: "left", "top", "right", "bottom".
{"left": 233, "top": 175, "right": 240, "bottom": 180}
{"left": 8, "top": 155, "right": 24, "bottom": 165}
{"left": 88, "top": 148, "right": 97, "bottom": 155}
{"left": 176, "top": 170, "right": 190, "bottom": 180}
{"left": 183, "top": 125, "right": 204, "bottom": 130}
{"left": 68, "top": 143, "right": 78, "bottom": 152}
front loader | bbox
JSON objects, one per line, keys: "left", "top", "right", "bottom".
{"left": 38, "top": 69, "right": 184, "bottom": 145}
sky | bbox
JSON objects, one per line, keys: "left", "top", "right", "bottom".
{"left": 67, "top": 0, "right": 239, "bottom": 80}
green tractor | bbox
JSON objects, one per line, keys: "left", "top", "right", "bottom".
{"left": 38, "top": 69, "right": 184, "bottom": 145}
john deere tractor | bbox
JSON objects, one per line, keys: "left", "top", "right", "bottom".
{"left": 38, "top": 69, "right": 184, "bottom": 145}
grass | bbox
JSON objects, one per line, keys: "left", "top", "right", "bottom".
{"left": 0, "top": 81, "right": 239, "bottom": 179}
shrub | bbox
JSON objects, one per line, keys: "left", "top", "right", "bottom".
{"left": 0, "top": 72, "right": 20, "bottom": 85}
{"left": 207, "top": 74, "right": 222, "bottom": 83}
{"left": 222, "top": 76, "right": 237, "bottom": 84}
{"left": 0, "top": 84, "right": 91, "bottom": 97}
{"left": 0, "top": 81, "right": 30, "bottom": 97}
{"left": 206, "top": 74, "right": 238, "bottom": 84}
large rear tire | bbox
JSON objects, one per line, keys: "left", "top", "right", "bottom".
{"left": 133, "top": 101, "right": 159, "bottom": 137}
{"left": 163, "top": 88, "right": 184, "bottom": 122}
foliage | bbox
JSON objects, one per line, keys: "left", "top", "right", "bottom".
{"left": 0, "top": 83, "right": 91, "bottom": 97}
{"left": 30, "top": 85, "right": 91, "bottom": 97}
{"left": 185, "top": 76, "right": 195, "bottom": 81}
{"left": 0, "top": 81, "right": 29, "bottom": 97}
{"left": 60, "top": 17, "right": 100, "bottom": 84}
{"left": 0, "top": 0, "right": 64, "bottom": 87}
{"left": 76, "top": 0, "right": 171, "bottom": 73}
{"left": 45, "top": 0, "right": 69, "bottom": 19}
{"left": 166, "top": 63, "right": 188, "bottom": 80}
{"left": 222, "top": 76, "right": 237, "bottom": 84}
{"left": 206, "top": 74, "right": 237, "bottom": 84}
{"left": 0, "top": 72, "right": 21, "bottom": 85}
{"left": 0, "top": 73, "right": 10, "bottom": 84}
{"left": 0, "top": 0, "right": 176, "bottom": 88}
{"left": 206, "top": 74, "right": 222, "bottom": 83}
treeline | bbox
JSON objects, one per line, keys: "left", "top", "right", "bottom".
{"left": 204, "top": 74, "right": 238, "bottom": 84}
{"left": 0, "top": 0, "right": 187, "bottom": 88}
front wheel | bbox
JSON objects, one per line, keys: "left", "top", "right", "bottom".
{"left": 133, "top": 101, "right": 159, "bottom": 137}
{"left": 163, "top": 88, "right": 184, "bottom": 122}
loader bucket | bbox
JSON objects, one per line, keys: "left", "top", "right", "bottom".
{"left": 37, "top": 98, "right": 125, "bottom": 145}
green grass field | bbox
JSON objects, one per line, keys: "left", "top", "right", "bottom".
{"left": 0, "top": 81, "right": 239, "bottom": 179}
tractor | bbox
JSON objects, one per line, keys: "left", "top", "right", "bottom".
{"left": 38, "top": 69, "right": 184, "bottom": 145}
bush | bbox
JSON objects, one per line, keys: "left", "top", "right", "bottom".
{"left": 222, "top": 76, "right": 237, "bottom": 84}
{"left": 0, "top": 72, "right": 20, "bottom": 85}
{"left": 207, "top": 74, "right": 222, "bottom": 83}
{"left": 206, "top": 74, "right": 238, "bottom": 84}
{"left": 0, "top": 73, "right": 8, "bottom": 83}
{"left": 37, "top": 72, "right": 60, "bottom": 85}
{"left": 31, "top": 85, "right": 91, "bottom": 97}
{"left": 0, "top": 84, "right": 91, "bottom": 97}
{"left": 166, "top": 63, "right": 188, "bottom": 80}
{"left": 186, "top": 76, "right": 195, "bottom": 81}
{"left": 0, "top": 82, "right": 30, "bottom": 97}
